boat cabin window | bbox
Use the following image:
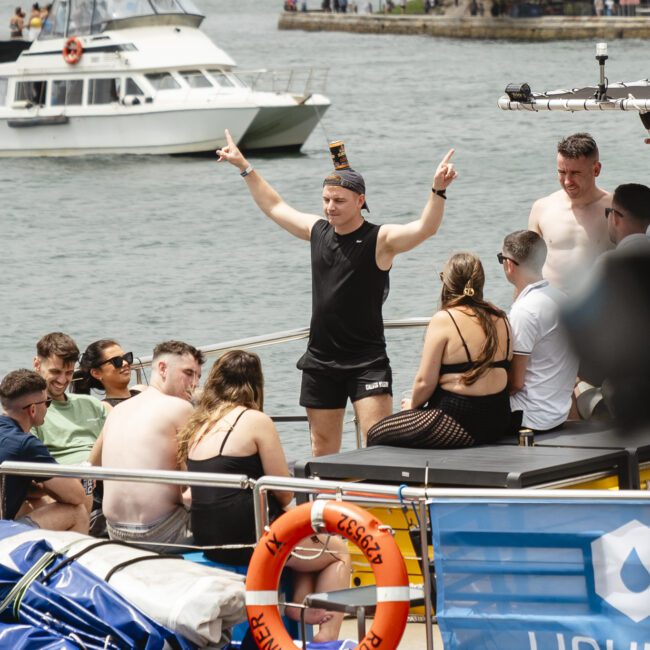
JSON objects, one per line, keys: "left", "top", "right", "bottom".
{"left": 205, "top": 70, "right": 236, "bottom": 89}
{"left": 150, "top": 0, "right": 187, "bottom": 13}
{"left": 179, "top": 70, "right": 211, "bottom": 89}
{"left": 88, "top": 78, "right": 119, "bottom": 104}
{"left": 15, "top": 81, "right": 47, "bottom": 106}
{"left": 124, "top": 78, "right": 144, "bottom": 95}
{"left": 41, "top": 0, "right": 204, "bottom": 38}
{"left": 51, "top": 79, "right": 84, "bottom": 106}
{"left": 0, "top": 78, "right": 7, "bottom": 106}
{"left": 145, "top": 72, "right": 181, "bottom": 91}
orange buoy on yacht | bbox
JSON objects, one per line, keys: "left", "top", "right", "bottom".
{"left": 62, "top": 36, "right": 83, "bottom": 64}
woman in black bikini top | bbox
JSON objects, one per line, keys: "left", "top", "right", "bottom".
{"left": 368, "top": 252, "right": 514, "bottom": 448}
{"left": 178, "top": 350, "right": 351, "bottom": 643}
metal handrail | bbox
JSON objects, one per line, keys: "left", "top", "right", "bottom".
{"left": 130, "top": 317, "right": 430, "bottom": 373}
{"left": 3, "top": 461, "right": 649, "bottom": 650}
{"left": 235, "top": 66, "right": 330, "bottom": 95}
{"left": 0, "top": 461, "right": 249, "bottom": 489}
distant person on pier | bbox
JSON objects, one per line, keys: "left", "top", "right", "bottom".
{"left": 27, "top": 1, "right": 41, "bottom": 39}
{"left": 0, "top": 369, "right": 88, "bottom": 533}
{"left": 179, "top": 350, "right": 351, "bottom": 643}
{"left": 217, "top": 130, "right": 457, "bottom": 456}
{"left": 102, "top": 340, "right": 204, "bottom": 552}
{"left": 366, "top": 252, "right": 514, "bottom": 449}
{"left": 9, "top": 6, "right": 25, "bottom": 38}
{"left": 528, "top": 133, "right": 613, "bottom": 293}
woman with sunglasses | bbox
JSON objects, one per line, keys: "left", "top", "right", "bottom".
{"left": 178, "top": 350, "right": 351, "bottom": 643}
{"left": 368, "top": 252, "right": 515, "bottom": 448}
{"left": 72, "top": 340, "right": 139, "bottom": 407}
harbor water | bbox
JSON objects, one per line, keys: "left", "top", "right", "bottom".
{"left": 1, "top": 0, "right": 648, "bottom": 458}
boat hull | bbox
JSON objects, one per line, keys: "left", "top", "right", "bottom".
{"left": 239, "top": 93, "right": 330, "bottom": 151}
{"left": 0, "top": 104, "right": 258, "bottom": 157}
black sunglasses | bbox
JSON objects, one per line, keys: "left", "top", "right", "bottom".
{"left": 605, "top": 207, "right": 622, "bottom": 220}
{"left": 497, "top": 252, "right": 519, "bottom": 266}
{"left": 22, "top": 398, "right": 52, "bottom": 410}
{"left": 97, "top": 352, "right": 134, "bottom": 369}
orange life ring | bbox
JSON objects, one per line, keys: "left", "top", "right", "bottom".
{"left": 62, "top": 36, "right": 83, "bottom": 64}
{"left": 246, "top": 501, "right": 410, "bottom": 650}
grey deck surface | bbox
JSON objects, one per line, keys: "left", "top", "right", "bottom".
{"left": 295, "top": 443, "right": 631, "bottom": 488}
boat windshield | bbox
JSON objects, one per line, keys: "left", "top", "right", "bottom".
{"left": 40, "top": 0, "right": 204, "bottom": 38}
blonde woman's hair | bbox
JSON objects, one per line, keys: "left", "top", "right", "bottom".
{"left": 177, "top": 350, "right": 264, "bottom": 463}
{"left": 439, "top": 252, "right": 508, "bottom": 385}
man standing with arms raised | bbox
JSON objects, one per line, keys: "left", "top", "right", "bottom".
{"left": 102, "top": 341, "right": 204, "bottom": 551}
{"left": 528, "top": 133, "right": 613, "bottom": 292}
{"left": 217, "top": 130, "right": 457, "bottom": 456}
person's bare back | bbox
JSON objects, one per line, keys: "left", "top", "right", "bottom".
{"left": 102, "top": 387, "right": 193, "bottom": 524}
{"left": 528, "top": 133, "right": 613, "bottom": 292}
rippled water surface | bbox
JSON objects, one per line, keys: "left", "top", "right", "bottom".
{"left": 1, "top": 0, "right": 648, "bottom": 457}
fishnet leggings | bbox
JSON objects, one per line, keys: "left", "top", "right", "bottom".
{"left": 367, "top": 408, "right": 476, "bottom": 449}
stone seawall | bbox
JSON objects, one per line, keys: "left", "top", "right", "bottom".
{"left": 278, "top": 12, "right": 650, "bottom": 40}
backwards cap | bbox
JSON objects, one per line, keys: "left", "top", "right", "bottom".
{"left": 323, "top": 169, "right": 369, "bottom": 212}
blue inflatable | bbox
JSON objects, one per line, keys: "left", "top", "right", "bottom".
{"left": 0, "top": 521, "right": 193, "bottom": 649}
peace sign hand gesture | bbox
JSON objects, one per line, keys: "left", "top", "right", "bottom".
{"left": 433, "top": 149, "right": 458, "bottom": 191}
{"left": 216, "top": 129, "right": 249, "bottom": 173}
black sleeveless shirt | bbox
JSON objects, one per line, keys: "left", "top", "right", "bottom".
{"left": 297, "top": 219, "right": 390, "bottom": 371}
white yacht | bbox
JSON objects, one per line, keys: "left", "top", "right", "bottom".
{"left": 0, "top": 0, "right": 330, "bottom": 157}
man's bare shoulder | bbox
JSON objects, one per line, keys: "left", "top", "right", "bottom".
{"left": 532, "top": 189, "right": 566, "bottom": 211}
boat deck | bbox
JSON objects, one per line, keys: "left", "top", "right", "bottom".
{"left": 340, "top": 618, "right": 441, "bottom": 649}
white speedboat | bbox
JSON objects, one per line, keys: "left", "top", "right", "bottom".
{"left": 0, "top": 0, "right": 330, "bottom": 157}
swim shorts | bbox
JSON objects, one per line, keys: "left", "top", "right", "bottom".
{"left": 299, "top": 362, "right": 392, "bottom": 409}
{"left": 107, "top": 506, "right": 192, "bottom": 553}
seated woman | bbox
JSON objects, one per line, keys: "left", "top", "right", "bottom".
{"left": 72, "top": 339, "right": 141, "bottom": 536}
{"left": 178, "top": 350, "right": 351, "bottom": 643}
{"left": 72, "top": 339, "right": 140, "bottom": 407}
{"left": 368, "top": 252, "right": 514, "bottom": 448}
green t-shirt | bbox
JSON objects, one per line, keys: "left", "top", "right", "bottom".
{"left": 32, "top": 393, "right": 108, "bottom": 465}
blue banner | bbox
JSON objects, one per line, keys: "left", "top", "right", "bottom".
{"left": 430, "top": 498, "right": 650, "bottom": 650}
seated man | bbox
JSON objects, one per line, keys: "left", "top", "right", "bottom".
{"left": 604, "top": 183, "right": 650, "bottom": 255}
{"left": 32, "top": 332, "right": 108, "bottom": 465}
{"left": 0, "top": 369, "right": 88, "bottom": 532}
{"left": 101, "top": 341, "right": 205, "bottom": 552}
{"left": 500, "top": 230, "right": 579, "bottom": 433}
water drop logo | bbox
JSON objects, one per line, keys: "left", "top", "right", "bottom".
{"left": 591, "top": 520, "right": 650, "bottom": 623}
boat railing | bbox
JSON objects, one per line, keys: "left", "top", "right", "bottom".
{"left": 130, "top": 317, "right": 429, "bottom": 374}
{"left": 2, "top": 461, "right": 649, "bottom": 650}
{"left": 235, "top": 66, "right": 330, "bottom": 97}
{"left": 128, "top": 317, "right": 428, "bottom": 449}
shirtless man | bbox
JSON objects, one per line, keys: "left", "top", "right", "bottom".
{"left": 217, "top": 129, "right": 457, "bottom": 456}
{"left": 528, "top": 133, "right": 613, "bottom": 292}
{"left": 0, "top": 369, "right": 88, "bottom": 532}
{"left": 102, "top": 340, "right": 204, "bottom": 551}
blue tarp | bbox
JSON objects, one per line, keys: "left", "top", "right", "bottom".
{"left": 0, "top": 521, "right": 194, "bottom": 649}
{"left": 430, "top": 498, "right": 650, "bottom": 650}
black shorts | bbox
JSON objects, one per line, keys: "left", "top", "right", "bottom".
{"left": 299, "top": 363, "right": 393, "bottom": 409}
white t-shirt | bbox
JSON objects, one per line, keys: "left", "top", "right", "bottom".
{"left": 509, "top": 280, "right": 579, "bottom": 430}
